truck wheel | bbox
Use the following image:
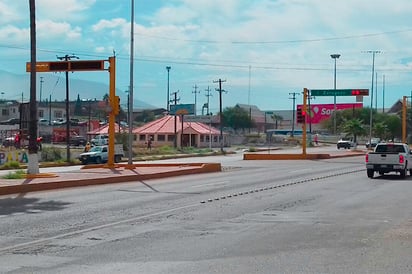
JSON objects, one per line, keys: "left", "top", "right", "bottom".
{"left": 400, "top": 167, "right": 406, "bottom": 178}
{"left": 367, "top": 169, "right": 374, "bottom": 178}
{"left": 95, "top": 156, "right": 102, "bottom": 164}
{"left": 114, "top": 155, "right": 121, "bottom": 163}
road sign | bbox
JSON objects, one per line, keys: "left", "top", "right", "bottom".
{"left": 310, "top": 89, "right": 369, "bottom": 96}
{"left": 26, "top": 60, "right": 106, "bottom": 72}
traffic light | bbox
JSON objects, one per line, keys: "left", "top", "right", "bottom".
{"left": 297, "top": 107, "right": 305, "bottom": 123}
{"left": 351, "top": 89, "right": 369, "bottom": 96}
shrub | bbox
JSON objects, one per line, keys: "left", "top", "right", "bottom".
{"left": 3, "top": 170, "right": 26, "bottom": 179}
{"left": 2, "top": 161, "right": 21, "bottom": 169}
{"left": 41, "top": 147, "right": 63, "bottom": 162}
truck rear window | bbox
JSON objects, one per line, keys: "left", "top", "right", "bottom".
{"left": 375, "top": 145, "right": 405, "bottom": 153}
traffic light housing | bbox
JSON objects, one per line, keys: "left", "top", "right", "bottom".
{"left": 297, "top": 107, "right": 305, "bottom": 123}
{"left": 351, "top": 89, "right": 369, "bottom": 96}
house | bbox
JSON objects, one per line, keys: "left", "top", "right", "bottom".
{"left": 132, "top": 115, "right": 225, "bottom": 148}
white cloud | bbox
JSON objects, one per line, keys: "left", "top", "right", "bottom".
{"left": 37, "top": 20, "right": 82, "bottom": 40}
{"left": 0, "top": 25, "right": 29, "bottom": 43}
{"left": 36, "top": 0, "right": 96, "bottom": 21}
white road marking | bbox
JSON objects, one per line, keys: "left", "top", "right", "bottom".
{"left": 191, "top": 181, "right": 230, "bottom": 188}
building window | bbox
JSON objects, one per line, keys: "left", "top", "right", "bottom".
{"left": 200, "top": 135, "right": 204, "bottom": 142}
{"left": 1, "top": 109, "right": 9, "bottom": 116}
{"left": 213, "top": 136, "right": 218, "bottom": 142}
{"left": 157, "top": 135, "right": 165, "bottom": 141}
{"left": 38, "top": 109, "right": 44, "bottom": 118}
{"left": 54, "top": 111, "right": 63, "bottom": 118}
{"left": 167, "top": 135, "right": 175, "bottom": 142}
{"left": 205, "top": 135, "right": 210, "bottom": 142}
{"left": 139, "top": 135, "right": 145, "bottom": 141}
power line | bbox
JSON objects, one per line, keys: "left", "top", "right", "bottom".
{"left": 134, "top": 28, "right": 412, "bottom": 45}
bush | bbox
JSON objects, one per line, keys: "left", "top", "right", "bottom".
{"left": 1, "top": 161, "right": 21, "bottom": 169}
{"left": 3, "top": 170, "right": 26, "bottom": 179}
{"left": 41, "top": 147, "right": 63, "bottom": 162}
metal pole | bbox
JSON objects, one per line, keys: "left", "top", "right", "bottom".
{"left": 127, "top": 0, "right": 134, "bottom": 165}
{"left": 330, "top": 54, "right": 340, "bottom": 135}
{"left": 382, "top": 75, "right": 385, "bottom": 113}
{"left": 166, "top": 66, "right": 171, "bottom": 112}
{"left": 369, "top": 51, "right": 376, "bottom": 148}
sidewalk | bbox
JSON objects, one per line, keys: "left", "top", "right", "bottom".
{"left": 0, "top": 163, "right": 222, "bottom": 196}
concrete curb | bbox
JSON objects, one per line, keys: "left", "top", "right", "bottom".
{"left": 243, "top": 152, "right": 365, "bottom": 160}
{"left": 0, "top": 163, "right": 221, "bottom": 196}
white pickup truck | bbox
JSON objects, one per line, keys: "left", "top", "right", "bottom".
{"left": 78, "top": 144, "right": 124, "bottom": 164}
{"left": 365, "top": 143, "right": 412, "bottom": 178}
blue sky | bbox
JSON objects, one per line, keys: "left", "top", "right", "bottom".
{"left": 1, "top": 0, "right": 412, "bottom": 114}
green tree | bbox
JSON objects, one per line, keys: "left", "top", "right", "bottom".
{"left": 383, "top": 114, "right": 402, "bottom": 141}
{"left": 74, "top": 94, "right": 82, "bottom": 116}
{"left": 342, "top": 119, "right": 366, "bottom": 143}
{"left": 135, "top": 110, "right": 155, "bottom": 123}
{"left": 372, "top": 122, "right": 388, "bottom": 140}
{"left": 271, "top": 114, "right": 283, "bottom": 129}
{"left": 222, "top": 106, "right": 252, "bottom": 131}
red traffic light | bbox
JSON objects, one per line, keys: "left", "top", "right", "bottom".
{"left": 351, "top": 89, "right": 369, "bottom": 96}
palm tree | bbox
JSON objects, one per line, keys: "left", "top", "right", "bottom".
{"left": 271, "top": 114, "right": 283, "bottom": 129}
{"left": 342, "top": 119, "right": 366, "bottom": 144}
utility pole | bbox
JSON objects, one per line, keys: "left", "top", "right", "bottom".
{"left": 127, "top": 0, "right": 135, "bottom": 166}
{"left": 57, "top": 54, "right": 79, "bottom": 163}
{"left": 364, "top": 50, "right": 381, "bottom": 149}
{"left": 192, "top": 84, "right": 199, "bottom": 116}
{"left": 170, "top": 90, "right": 180, "bottom": 148}
{"left": 330, "top": 54, "right": 340, "bottom": 136}
{"left": 28, "top": 0, "right": 39, "bottom": 174}
{"left": 166, "top": 66, "right": 171, "bottom": 113}
{"left": 39, "top": 76, "right": 44, "bottom": 102}
{"left": 205, "top": 86, "right": 212, "bottom": 115}
{"left": 382, "top": 75, "right": 385, "bottom": 113}
{"left": 289, "top": 92, "right": 299, "bottom": 137}
{"left": 214, "top": 79, "right": 227, "bottom": 153}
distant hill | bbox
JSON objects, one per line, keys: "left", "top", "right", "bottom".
{"left": 0, "top": 70, "right": 158, "bottom": 110}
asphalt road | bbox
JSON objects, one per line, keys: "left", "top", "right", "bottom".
{"left": 1, "top": 152, "right": 412, "bottom": 273}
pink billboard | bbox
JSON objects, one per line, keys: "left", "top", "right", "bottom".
{"left": 297, "top": 103, "right": 363, "bottom": 124}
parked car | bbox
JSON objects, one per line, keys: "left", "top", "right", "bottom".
{"left": 78, "top": 144, "right": 124, "bottom": 164}
{"left": 2, "top": 136, "right": 15, "bottom": 147}
{"left": 91, "top": 135, "right": 109, "bottom": 146}
{"left": 0, "top": 118, "right": 20, "bottom": 125}
{"left": 70, "top": 135, "right": 87, "bottom": 146}
{"left": 337, "top": 137, "right": 356, "bottom": 149}
{"left": 52, "top": 118, "right": 66, "bottom": 125}
{"left": 366, "top": 137, "right": 381, "bottom": 148}
{"left": 38, "top": 118, "right": 50, "bottom": 125}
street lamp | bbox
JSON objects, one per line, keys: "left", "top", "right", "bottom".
{"left": 330, "top": 54, "right": 340, "bottom": 136}
{"left": 166, "top": 66, "right": 171, "bottom": 113}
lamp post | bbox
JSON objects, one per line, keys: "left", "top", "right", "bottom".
{"left": 330, "top": 54, "right": 340, "bottom": 136}
{"left": 166, "top": 66, "right": 171, "bottom": 113}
